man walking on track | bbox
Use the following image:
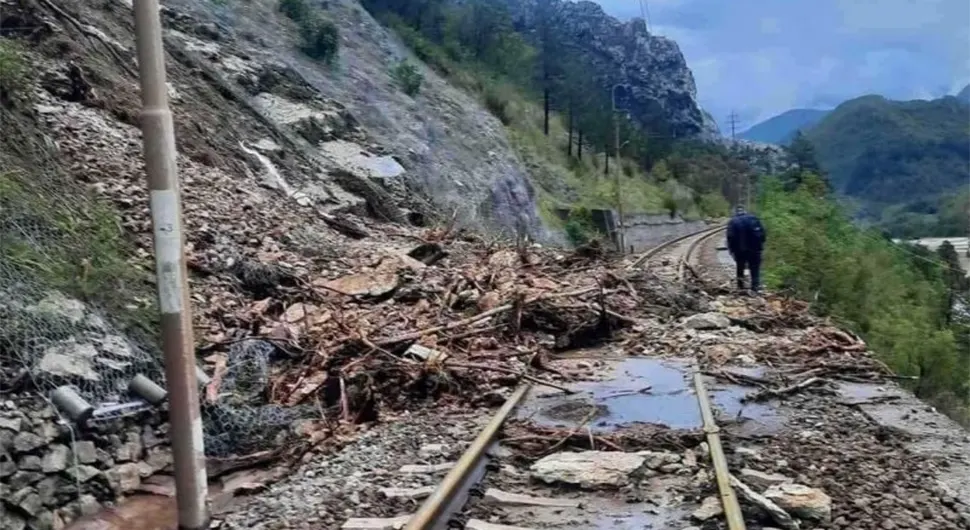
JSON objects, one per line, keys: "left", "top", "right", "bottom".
{"left": 727, "top": 205, "right": 767, "bottom": 293}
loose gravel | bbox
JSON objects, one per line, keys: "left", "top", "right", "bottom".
{"left": 217, "top": 410, "right": 488, "bottom": 529}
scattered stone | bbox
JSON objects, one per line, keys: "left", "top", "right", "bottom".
{"left": 11, "top": 487, "right": 43, "bottom": 517}
{"left": 142, "top": 427, "right": 162, "bottom": 448}
{"left": 659, "top": 462, "right": 684, "bottom": 474}
{"left": 146, "top": 447, "right": 172, "bottom": 472}
{"left": 108, "top": 462, "right": 142, "bottom": 493}
{"left": 0, "top": 415, "right": 23, "bottom": 432}
{"left": 398, "top": 463, "right": 454, "bottom": 474}
{"left": 38, "top": 341, "right": 101, "bottom": 381}
{"left": 739, "top": 468, "right": 792, "bottom": 490}
{"left": 483, "top": 488, "right": 581, "bottom": 508}
{"left": 1, "top": 510, "right": 27, "bottom": 530}
{"left": 378, "top": 486, "right": 436, "bottom": 500}
{"left": 692, "top": 496, "right": 724, "bottom": 521}
{"left": 764, "top": 483, "right": 832, "bottom": 522}
{"left": 42, "top": 445, "right": 70, "bottom": 473}
{"left": 683, "top": 312, "right": 730, "bottom": 330}
{"left": 77, "top": 494, "right": 101, "bottom": 516}
{"left": 530, "top": 451, "right": 646, "bottom": 488}
{"left": 114, "top": 432, "right": 143, "bottom": 462}
{"left": 64, "top": 465, "right": 101, "bottom": 483}
{"left": 322, "top": 272, "right": 399, "bottom": 297}
{"left": 730, "top": 475, "right": 798, "bottom": 530}
{"left": 638, "top": 450, "right": 682, "bottom": 470}
{"left": 13, "top": 432, "right": 45, "bottom": 453}
{"left": 8, "top": 470, "right": 44, "bottom": 488}
{"left": 466, "top": 521, "right": 535, "bottom": 530}
{"left": 682, "top": 449, "right": 698, "bottom": 469}
{"left": 73, "top": 441, "right": 97, "bottom": 464}
{"left": 19, "top": 455, "right": 42, "bottom": 471}
{"left": 405, "top": 345, "right": 448, "bottom": 363}
{"left": 341, "top": 515, "right": 411, "bottom": 529}
{"left": 417, "top": 443, "right": 448, "bottom": 457}
{"left": 36, "top": 476, "right": 61, "bottom": 506}
{"left": 734, "top": 447, "right": 761, "bottom": 460}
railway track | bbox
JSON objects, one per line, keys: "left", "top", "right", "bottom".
{"left": 342, "top": 225, "right": 736, "bottom": 530}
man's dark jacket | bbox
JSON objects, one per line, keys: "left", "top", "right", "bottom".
{"left": 727, "top": 213, "right": 766, "bottom": 256}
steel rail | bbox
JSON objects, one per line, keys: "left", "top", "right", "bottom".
{"left": 677, "top": 226, "right": 727, "bottom": 281}
{"left": 404, "top": 384, "right": 531, "bottom": 530}
{"left": 693, "top": 372, "right": 747, "bottom": 530}
{"left": 626, "top": 223, "right": 727, "bottom": 270}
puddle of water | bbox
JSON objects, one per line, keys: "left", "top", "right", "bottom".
{"left": 520, "top": 358, "right": 779, "bottom": 432}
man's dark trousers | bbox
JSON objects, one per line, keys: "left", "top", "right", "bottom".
{"left": 734, "top": 251, "right": 762, "bottom": 292}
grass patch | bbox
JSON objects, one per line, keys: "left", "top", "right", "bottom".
{"left": 0, "top": 170, "right": 158, "bottom": 337}
{"left": 0, "top": 38, "right": 32, "bottom": 106}
{"left": 279, "top": 0, "right": 311, "bottom": 22}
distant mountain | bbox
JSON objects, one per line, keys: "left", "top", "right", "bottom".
{"left": 805, "top": 94, "right": 970, "bottom": 227}
{"left": 957, "top": 84, "right": 970, "bottom": 104}
{"left": 738, "top": 109, "right": 830, "bottom": 145}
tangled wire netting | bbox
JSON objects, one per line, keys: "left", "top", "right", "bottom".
{"left": 0, "top": 169, "right": 310, "bottom": 457}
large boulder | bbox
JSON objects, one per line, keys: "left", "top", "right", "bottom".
{"left": 764, "top": 483, "right": 832, "bottom": 522}
{"left": 530, "top": 450, "right": 646, "bottom": 488}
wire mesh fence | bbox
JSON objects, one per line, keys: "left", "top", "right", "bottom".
{"left": 0, "top": 124, "right": 310, "bottom": 459}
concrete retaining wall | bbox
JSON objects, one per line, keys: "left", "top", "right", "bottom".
{"left": 556, "top": 208, "right": 711, "bottom": 252}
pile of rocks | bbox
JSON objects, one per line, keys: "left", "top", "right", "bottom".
{"left": 0, "top": 400, "right": 171, "bottom": 530}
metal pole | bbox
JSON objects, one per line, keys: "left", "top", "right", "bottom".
{"left": 132, "top": 2, "right": 209, "bottom": 528}
{"left": 693, "top": 373, "right": 746, "bottom": 530}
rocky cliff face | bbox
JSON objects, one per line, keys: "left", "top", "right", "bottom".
{"left": 503, "top": 0, "right": 717, "bottom": 138}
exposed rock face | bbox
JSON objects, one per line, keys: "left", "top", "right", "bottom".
{"left": 502, "top": 0, "right": 716, "bottom": 138}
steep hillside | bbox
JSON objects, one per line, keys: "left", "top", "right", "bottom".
{"left": 958, "top": 84, "right": 970, "bottom": 104}
{"left": 805, "top": 94, "right": 970, "bottom": 213}
{"left": 738, "top": 108, "right": 830, "bottom": 145}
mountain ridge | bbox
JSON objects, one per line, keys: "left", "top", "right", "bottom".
{"left": 738, "top": 108, "right": 830, "bottom": 145}
{"left": 804, "top": 91, "right": 970, "bottom": 223}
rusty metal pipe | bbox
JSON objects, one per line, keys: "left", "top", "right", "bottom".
{"left": 693, "top": 372, "right": 746, "bottom": 530}
{"left": 132, "top": 1, "right": 209, "bottom": 528}
{"left": 404, "top": 384, "right": 531, "bottom": 530}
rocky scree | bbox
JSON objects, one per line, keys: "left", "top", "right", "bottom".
{"left": 216, "top": 411, "right": 487, "bottom": 530}
{"left": 161, "top": 0, "right": 543, "bottom": 235}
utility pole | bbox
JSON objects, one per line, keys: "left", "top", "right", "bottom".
{"left": 132, "top": 1, "right": 209, "bottom": 529}
{"left": 612, "top": 84, "right": 628, "bottom": 254}
{"left": 727, "top": 111, "right": 740, "bottom": 141}
{"left": 614, "top": 111, "right": 625, "bottom": 253}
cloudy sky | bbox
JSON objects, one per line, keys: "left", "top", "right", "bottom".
{"left": 592, "top": 0, "right": 970, "bottom": 132}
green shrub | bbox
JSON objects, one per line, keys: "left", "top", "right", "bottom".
{"left": 661, "top": 193, "right": 678, "bottom": 217}
{"left": 279, "top": 0, "right": 311, "bottom": 21}
{"left": 0, "top": 38, "right": 31, "bottom": 105}
{"left": 484, "top": 88, "right": 509, "bottom": 125}
{"left": 300, "top": 17, "right": 340, "bottom": 63}
{"left": 696, "top": 191, "right": 729, "bottom": 218}
{"left": 391, "top": 60, "right": 423, "bottom": 96}
{"left": 563, "top": 206, "right": 597, "bottom": 247}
